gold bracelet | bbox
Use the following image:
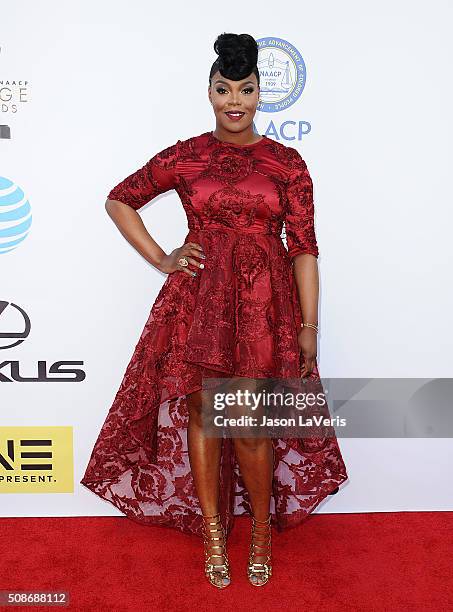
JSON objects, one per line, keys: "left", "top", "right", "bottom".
{"left": 301, "top": 322, "right": 318, "bottom": 332}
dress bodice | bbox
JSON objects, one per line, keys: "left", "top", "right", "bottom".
{"left": 107, "top": 131, "right": 319, "bottom": 259}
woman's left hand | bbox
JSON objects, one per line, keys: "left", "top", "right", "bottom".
{"left": 297, "top": 327, "right": 317, "bottom": 377}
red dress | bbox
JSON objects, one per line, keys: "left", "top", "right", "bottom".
{"left": 80, "top": 131, "right": 348, "bottom": 537}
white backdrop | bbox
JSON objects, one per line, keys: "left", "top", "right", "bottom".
{"left": 1, "top": 0, "right": 452, "bottom": 517}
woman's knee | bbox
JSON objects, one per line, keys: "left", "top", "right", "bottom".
{"left": 233, "top": 436, "right": 270, "bottom": 453}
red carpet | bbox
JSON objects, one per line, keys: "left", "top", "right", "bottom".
{"left": 1, "top": 512, "right": 452, "bottom": 611}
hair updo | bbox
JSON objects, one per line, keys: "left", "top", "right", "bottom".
{"left": 209, "top": 33, "right": 260, "bottom": 86}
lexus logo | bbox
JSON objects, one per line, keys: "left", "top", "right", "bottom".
{"left": 0, "top": 300, "right": 85, "bottom": 382}
{"left": 0, "top": 300, "right": 31, "bottom": 349}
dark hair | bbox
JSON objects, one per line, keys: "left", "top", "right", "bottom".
{"left": 209, "top": 33, "right": 260, "bottom": 86}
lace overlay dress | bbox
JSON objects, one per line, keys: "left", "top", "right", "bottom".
{"left": 80, "top": 131, "right": 348, "bottom": 537}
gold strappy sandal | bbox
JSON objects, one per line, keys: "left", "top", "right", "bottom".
{"left": 201, "top": 513, "right": 231, "bottom": 589}
{"left": 247, "top": 514, "right": 272, "bottom": 586}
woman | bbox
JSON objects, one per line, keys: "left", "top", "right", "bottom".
{"left": 80, "top": 32, "right": 348, "bottom": 589}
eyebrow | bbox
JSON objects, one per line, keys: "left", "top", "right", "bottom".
{"left": 213, "top": 79, "right": 256, "bottom": 86}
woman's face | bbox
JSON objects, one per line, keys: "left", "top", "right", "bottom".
{"left": 208, "top": 71, "right": 260, "bottom": 134}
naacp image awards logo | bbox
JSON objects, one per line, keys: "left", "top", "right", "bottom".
{"left": 256, "top": 37, "right": 306, "bottom": 113}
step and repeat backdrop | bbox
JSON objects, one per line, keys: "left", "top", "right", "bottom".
{"left": 1, "top": 1, "right": 452, "bottom": 518}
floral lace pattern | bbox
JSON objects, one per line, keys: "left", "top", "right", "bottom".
{"left": 80, "top": 131, "right": 348, "bottom": 537}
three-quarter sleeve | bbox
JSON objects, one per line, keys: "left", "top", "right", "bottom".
{"left": 107, "top": 140, "right": 180, "bottom": 211}
{"left": 284, "top": 148, "right": 319, "bottom": 259}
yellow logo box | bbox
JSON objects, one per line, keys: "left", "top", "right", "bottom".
{"left": 0, "top": 427, "right": 73, "bottom": 493}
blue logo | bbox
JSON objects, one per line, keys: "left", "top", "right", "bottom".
{"left": 0, "top": 177, "right": 32, "bottom": 254}
{"left": 256, "top": 37, "right": 307, "bottom": 113}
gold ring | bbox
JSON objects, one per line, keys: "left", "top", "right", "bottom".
{"left": 178, "top": 257, "right": 189, "bottom": 267}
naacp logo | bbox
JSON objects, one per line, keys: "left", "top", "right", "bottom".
{"left": 0, "top": 176, "right": 32, "bottom": 254}
{"left": 256, "top": 37, "right": 306, "bottom": 113}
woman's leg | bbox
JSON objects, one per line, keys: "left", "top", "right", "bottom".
{"left": 187, "top": 388, "right": 230, "bottom": 587}
{"left": 232, "top": 435, "right": 273, "bottom": 586}
{"left": 231, "top": 435, "right": 273, "bottom": 521}
{"left": 229, "top": 377, "right": 273, "bottom": 586}
{"left": 187, "top": 388, "right": 222, "bottom": 515}
{"left": 226, "top": 376, "right": 273, "bottom": 520}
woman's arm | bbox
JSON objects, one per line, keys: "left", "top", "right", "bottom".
{"left": 105, "top": 142, "right": 204, "bottom": 276}
{"left": 293, "top": 254, "right": 319, "bottom": 376}
{"left": 293, "top": 254, "right": 319, "bottom": 326}
{"left": 284, "top": 150, "right": 320, "bottom": 376}
{"left": 105, "top": 199, "right": 167, "bottom": 269}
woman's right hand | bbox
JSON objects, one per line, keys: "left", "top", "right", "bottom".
{"left": 157, "top": 241, "right": 206, "bottom": 276}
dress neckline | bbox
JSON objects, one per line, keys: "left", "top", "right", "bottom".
{"left": 208, "top": 131, "right": 266, "bottom": 148}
